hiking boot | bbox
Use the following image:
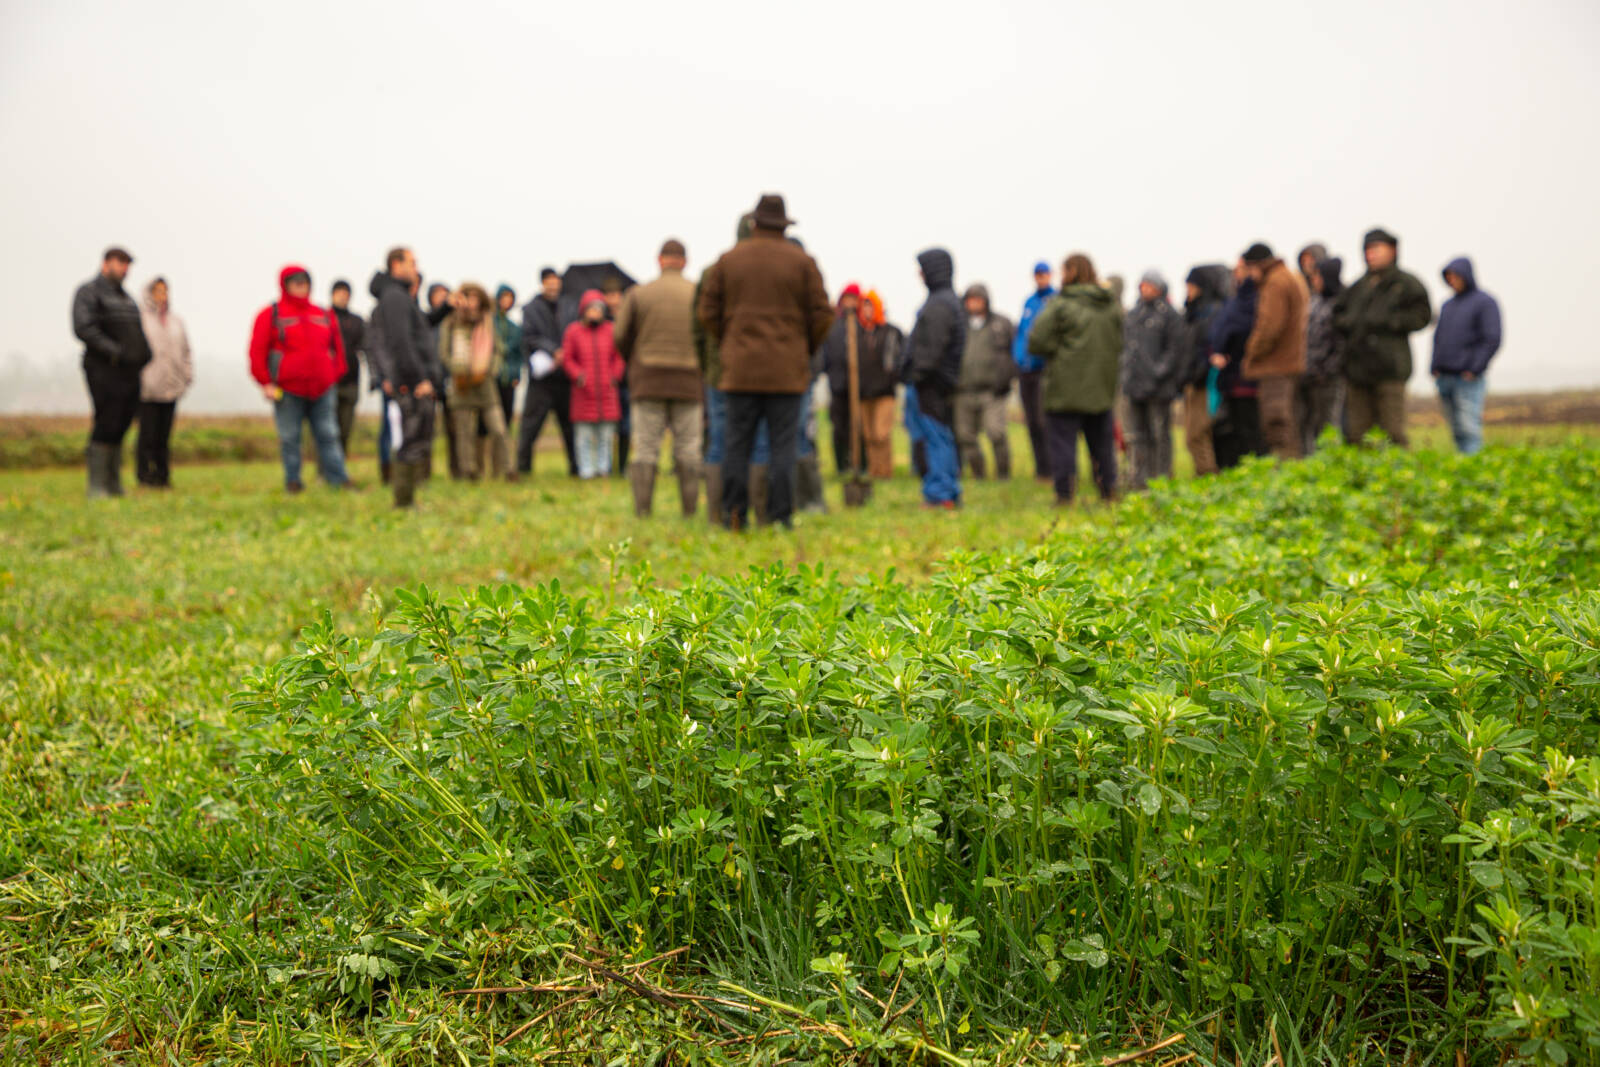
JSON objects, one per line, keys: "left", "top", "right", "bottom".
{"left": 629, "top": 463, "right": 656, "bottom": 517}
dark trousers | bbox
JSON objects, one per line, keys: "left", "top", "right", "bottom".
{"left": 1296, "top": 376, "right": 1344, "bottom": 455}
{"left": 1343, "top": 379, "right": 1409, "bottom": 448}
{"left": 1019, "top": 370, "right": 1050, "bottom": 478}
{"left": 517, "top": 375, "right": 578, "bottom": 475}
{"left": 830, "top": 388, "right": 855, "bottom": 474}
{"left": 497, "top": 381, "right": 517, "bottom": 429}
{"left": 614, "top": 383, "right": 632, "bottom": 474}
{"left": 135, "top": 401, "right": 176, "bottom": 486}
{"left": 335, "top": 382, "right": 360, "bottom": 458}
{"left": 1213, "top": 395, "right": 1264, "bottom": 469}
{"left": 1256, "top": 375, "right": 1302, "bottom": 460}
{"left": 438, "top": 392, "right": 460, "bottom": 477}
{"left": 723, "top": 392, "right": 802, "bottom": 528}
{"left": 1045, "top": 410, "right": 1117, "bottom": 503}
{"left": 388, "top": 392, "right": 436, "bottom": 464}
{"left": 84, "top": 360, "right": 142, "bottom": 446}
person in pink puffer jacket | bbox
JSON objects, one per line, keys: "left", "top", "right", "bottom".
{"left": 559, "top": 289, "right": 625, "bottom": 478}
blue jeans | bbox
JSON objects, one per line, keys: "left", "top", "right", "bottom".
{"left": 903, "top": 384, "right": 923, "bottom": 443}
{"left": 575, "top": 421, "right": 615, "bottom": 478}
{"left": 705, "top": 385, "right": 726, "bottom": 464}
{"left": 274, "top": 389, "right": 348, "bottom": 487}
{"left": 1436, "top": 373, "right": 1486, "bottom": 455}
{"left": 904, "top": 395, "right": 959, "bottom": 504}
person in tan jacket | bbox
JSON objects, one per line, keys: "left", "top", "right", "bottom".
{"left": 696, "top": 194, "right": 833, "bottom": 530}
{"left": 438, "top": 283, "right": 512, "bottom": 481}
{"left": 615, "top": 239, "right": 703, "bottom": 517}
{"left": 136, "top": 277, "right": 194, "bottom": 488}
{"left": 1240, "top": 243, "right": 1309, "bottom": 460}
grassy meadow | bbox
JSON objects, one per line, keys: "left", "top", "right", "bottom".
{"left": 2, "top": 414, "right": 1599, "bottom": 1065}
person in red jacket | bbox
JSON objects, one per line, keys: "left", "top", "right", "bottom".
{"left": 249, "top": 265, "right": 353, "bottom": 492}
{"left": 559, "top": 289, "right": 625, "bottom": 479}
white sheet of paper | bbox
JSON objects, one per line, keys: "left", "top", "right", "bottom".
{"left": 529, "top": 351, "right": 556, "bottom": 379}
{"left": 386, "top": 397, "right": 404, "bottom": 450}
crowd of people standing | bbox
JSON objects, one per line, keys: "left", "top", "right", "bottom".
{"left": 70, "top": 196, "right": 1504, "bottom": 518}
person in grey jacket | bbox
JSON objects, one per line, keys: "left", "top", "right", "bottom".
{"left": 368, "top": 246, "right": 445, "bottom": 507}
{"left": 1120, "top": 270, "right": 1186, "bottom": 490}
{"left": 1297, "top": 257, "right": 1345, "bottom": 453}
{"left": 73, "top": 247, "right": 152, "bottom": 498}
{"left": 954, "top": 284, "right": 1016, "bottom": 479}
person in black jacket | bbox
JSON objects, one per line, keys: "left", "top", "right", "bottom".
{"left": 901, "top": 248, "right": 966, "bottom": 508}
{"left": 368, "top": 246, "right": 445, "bottom": 507}
{"left": 329, "top": 280, "right": 366, "bottom": 459}
{"left": 1180, "top": 265, "right": 1231, "bottom": 476}
{"left": 516, "top": 268, "right": 579, "bottom": 477}
{"left": 72, "top": 247, "right": 152, "bottom": 498}
{"left": 1207, "top": 262, "right": 1264, "bottom": 470}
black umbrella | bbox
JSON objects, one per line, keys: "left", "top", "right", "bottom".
{"left": 558, "top": 261, "right": 638, "bottom": 324}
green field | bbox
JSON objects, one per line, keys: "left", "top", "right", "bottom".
{"left": 3, "top": 423, "right": 1599, "bottom": 1065}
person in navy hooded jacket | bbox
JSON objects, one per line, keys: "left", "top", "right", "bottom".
{"left": 1431, "top": 257, "right": 1502, "bottom": 455}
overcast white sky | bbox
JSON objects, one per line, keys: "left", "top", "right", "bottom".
{"left": 2, "top": 0, "right": 1597, "bottom": 412}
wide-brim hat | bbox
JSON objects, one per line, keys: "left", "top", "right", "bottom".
{"left": 752, "top": 193, "right": 795, "bottom": 230}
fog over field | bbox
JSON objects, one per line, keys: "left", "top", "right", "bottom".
{"left": 2, "top": 0, "right": 1597, "bottom": 413}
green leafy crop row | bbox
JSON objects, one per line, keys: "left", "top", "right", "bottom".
{"left": 240, "top": 444, "right": 1600, "bottom": 1063}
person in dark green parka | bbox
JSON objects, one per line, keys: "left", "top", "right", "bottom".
{"left": 1028, "top": 252, "right": 1123, "bottom": 505}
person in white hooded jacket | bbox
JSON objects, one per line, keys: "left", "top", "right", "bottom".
{"left": 136, "top": 277, "right": 194, "bottom": 488}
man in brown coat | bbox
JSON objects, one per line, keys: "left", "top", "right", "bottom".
{"left": 696, "top": 194, "right": 833, "bottom": 530}
{"left": 616, "top": 239, "right": 702, "bottom": 517}
{"left": 1240, "top": 243, "right": 1309, "bottom": 460}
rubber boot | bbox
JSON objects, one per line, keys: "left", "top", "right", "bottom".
{"left": 994, "top": 447, "right": 1011, "bottom": 480}
{"left": 629, "top": 462, "right": 656, "bottom": 517}
{"left": 106, "top": 443, "right": 125, "bottom": 497}
{"left": 703, "top": 464, "right": 723, "bottom": 528}
{"left": 87, "top": 442, "right": 119, "bottom": 499}
{"left": 749, "top": 463, "right": 770, "bottom": 527}
{"left": 796, "top": 455, "right": 827, "bottom": 513}
{"left": 392, "top": 461, "right": 418, "bottom": 509}
{"left": 676, "top": 460, "right": 700, "bottom": 518}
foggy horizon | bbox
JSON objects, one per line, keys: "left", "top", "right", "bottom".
{"left": 3, "top": 0, "right": 1597, "bottom": 415}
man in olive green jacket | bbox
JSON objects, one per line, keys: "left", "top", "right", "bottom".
{"left": 1026, "top": 254, "right": 1123, "bottom": 505}
{"left": 1333, "top": 228, "right": 1432, "bottom": 447}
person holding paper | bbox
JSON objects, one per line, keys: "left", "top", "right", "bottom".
{"left": 516, "top": 268, "right": 579, "bottom": 476}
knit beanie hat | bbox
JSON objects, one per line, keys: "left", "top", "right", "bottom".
{"left": 1241, "top": 243, "right": 1274, "bottom": 265}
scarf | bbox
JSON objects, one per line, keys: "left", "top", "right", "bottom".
{"left": 444, "top": 315, "right": 496, "bottom": 386}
